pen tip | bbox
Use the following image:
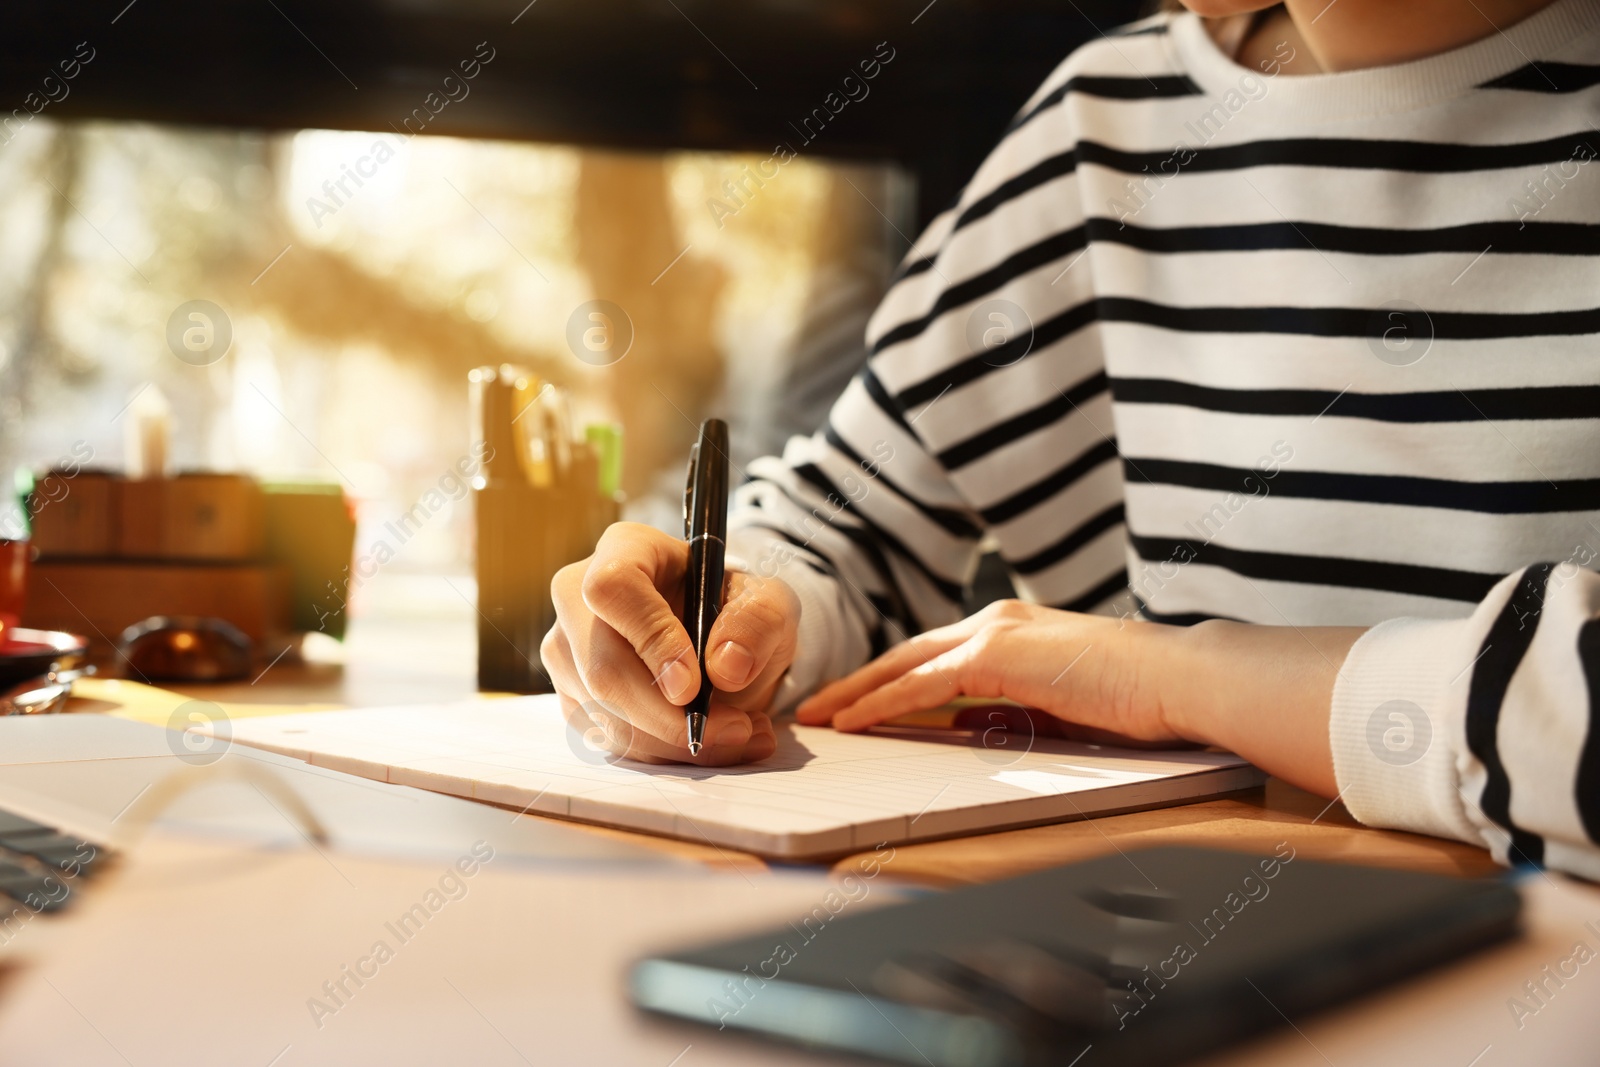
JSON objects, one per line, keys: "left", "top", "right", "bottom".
{"left": 687, "top": 710, "right": 707, "bottom": 757}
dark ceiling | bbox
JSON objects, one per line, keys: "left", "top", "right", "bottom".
{"left": 1, "top": 0, "right": 1143, "bottom": 221}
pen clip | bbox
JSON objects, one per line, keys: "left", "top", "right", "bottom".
{"left": 682, "top": 442, "right": 700, "bottom": 540}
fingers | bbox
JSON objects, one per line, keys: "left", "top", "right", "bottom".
{"left": 805, "top": 613, "right": 1178, "bottom": 745}
{"left": 723, "top": 700, "right": 778, "bottom": 763}
{"left": 558, "top": 694, "right": 674, "bottom": 765}
{"left": 576, "top": 523, "right": 700, "bottom": 704}
{"left": 705, "top": 571, "right": 800, "bottom": 694}
{"left": 830, "top": 646, "right": 971, "bottom": 732}
{"left": 952, "top": 704, "right": 1066, "bottom": 737}
{"left": 558, "top": 692, "right": 775, "bottom": 767}
{"left": 542, "top": 614, "right": 753, "bottom": 765}
{"left": 576, "top": 617, "right": 747, "bottom": 753}
{"left": 543, "top": 521, "right": 789, "bottom": 767}
{"left": 796, "top": 618, "right": 977, "bottom": 725}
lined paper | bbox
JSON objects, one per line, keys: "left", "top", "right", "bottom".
{"left": 221, "top": 696, "right": 1263, "bottom": 858}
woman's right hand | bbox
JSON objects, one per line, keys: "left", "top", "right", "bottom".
{"left": 542, "top": 522, "right": 800, "bottom": 765}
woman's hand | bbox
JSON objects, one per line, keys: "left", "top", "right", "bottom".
{"left": 797, "top": 599, "right": 1364, "bottom": 798}
{"left": 542, "top": 522, "right": 800, "bottom": 766}
{"left": 795, "top": 599, "right": 1183, "bottom": 745}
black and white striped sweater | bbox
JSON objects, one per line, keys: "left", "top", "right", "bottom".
{"left": 728, "top": 0, "right": 1600, "bottom": 877}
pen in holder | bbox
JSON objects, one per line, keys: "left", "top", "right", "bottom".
{"left": 471, "top": 365, "right": 621, "bottom": 693}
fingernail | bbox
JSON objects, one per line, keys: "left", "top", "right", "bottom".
{"left": 794, "top": 701, "right": 826, "bottom": 724}
{"left": 711, "top": 641, "right": 756, "bottom": 688}
{"left": 715, "top": 718, "right": 751, "bottom": 747}
{"left": 659, "top": 659, "right": 695, "bottom": 703}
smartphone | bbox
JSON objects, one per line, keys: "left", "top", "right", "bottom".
{"left": 632, "top": 845, "right": 1520, "bottom": 1067}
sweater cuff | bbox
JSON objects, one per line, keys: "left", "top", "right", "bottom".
{"left": 726, "top": 529, "right": 865, "bottom": 715}
{"left": 769, "top": 561, "right": 852, "bottom": 714}
{"left": 1328, "top": 616, "right": 1480, "bottom": 846}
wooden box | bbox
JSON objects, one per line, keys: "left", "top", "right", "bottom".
{"left": 116, "top": 474, "right": 264, "bottom": 561}
{"left": 28, "top": 472, "right": 117, "bottom": 558}
{"left": 22, "top": 560, "right": 290, "bottom": 653}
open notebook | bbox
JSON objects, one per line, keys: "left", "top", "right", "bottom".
{"left": 216, "top": 696, "right": 1263, "bottom": 858}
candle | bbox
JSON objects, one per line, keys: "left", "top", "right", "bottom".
{"left": 125, "top": 384, "right": 172, "bottom": 480}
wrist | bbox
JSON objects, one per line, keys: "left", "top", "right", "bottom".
{"left": 1142, "top": 617, "right": 1361, "bottom": 795}
{"left": 1134, "top": 618, "right": 1230, "bottom": 747}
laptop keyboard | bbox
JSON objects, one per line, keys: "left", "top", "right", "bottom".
{"left": 0, "top": 807, "right": 110, "bottom": 914}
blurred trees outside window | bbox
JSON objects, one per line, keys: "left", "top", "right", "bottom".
{"left": 0, "top": 119, "right": 906, "bottom": 598}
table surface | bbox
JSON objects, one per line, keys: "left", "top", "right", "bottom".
{"left": 135, "top": 645, "right": 1501, "bottom": 887}
{"left": 63, "top": 600, "right": 1581, "bottom": 1067}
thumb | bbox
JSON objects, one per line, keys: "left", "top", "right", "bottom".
{"left": 704, "top": 571, "right": 800, "bottom": 694}
{"left": 578, "top": 523, "right": 700, "bottom": 703}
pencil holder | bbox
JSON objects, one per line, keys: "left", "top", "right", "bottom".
{"left": 475, "top": 480, "right": 620, "bottom": 693}
{"left": 471, "top": 366, "right": 621, "bottom": 693}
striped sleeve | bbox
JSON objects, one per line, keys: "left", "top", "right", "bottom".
{"left": 725, "top": 30, "right": 1190, "bottom": 701}
{"left": 725, "top": 33, "right": 1160, "bottom": 704}
{"left": 726, "top": 370, "right": 989, "bottom": 707}
{"left": 1330, "top": 562, "right": 1600, "bottom": 879}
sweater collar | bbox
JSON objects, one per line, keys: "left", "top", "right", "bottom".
{"left": 1167, "top": 0, "right": 1600, "bottom": 122}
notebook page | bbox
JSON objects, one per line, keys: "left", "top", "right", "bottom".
{"left": 221, "top": 695, "right": 1263, "bottom": 857}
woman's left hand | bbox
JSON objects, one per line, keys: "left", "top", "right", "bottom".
{"left": 795, "top": 599, "right": 1184, "bottom": 745}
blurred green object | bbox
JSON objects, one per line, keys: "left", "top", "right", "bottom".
{"left": 584, "top": 422, "right": 623, "bottom": 497}
{"left": 261, "top": 482, "right": 356, "bottom": 639}
{"left": 7, "top": 468, "right": 33, "bottom": 540}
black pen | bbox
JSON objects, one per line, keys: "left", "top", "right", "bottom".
{"left": 680, "top": 418, "right": 729, "bottom": 756}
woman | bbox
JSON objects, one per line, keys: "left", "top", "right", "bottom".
{"left": 543, "top": 0, "right": 1600, "bottom": 878}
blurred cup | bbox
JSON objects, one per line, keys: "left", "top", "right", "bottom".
{"left": 0, "top": 536, "right": 27, "bottom": 646}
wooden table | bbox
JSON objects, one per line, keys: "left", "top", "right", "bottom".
{"left": 73, "top": 604, "right": 1586, "bottom": 1067}
{"left": 149, "top": 652, "right": 1502, "bottom": 888}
